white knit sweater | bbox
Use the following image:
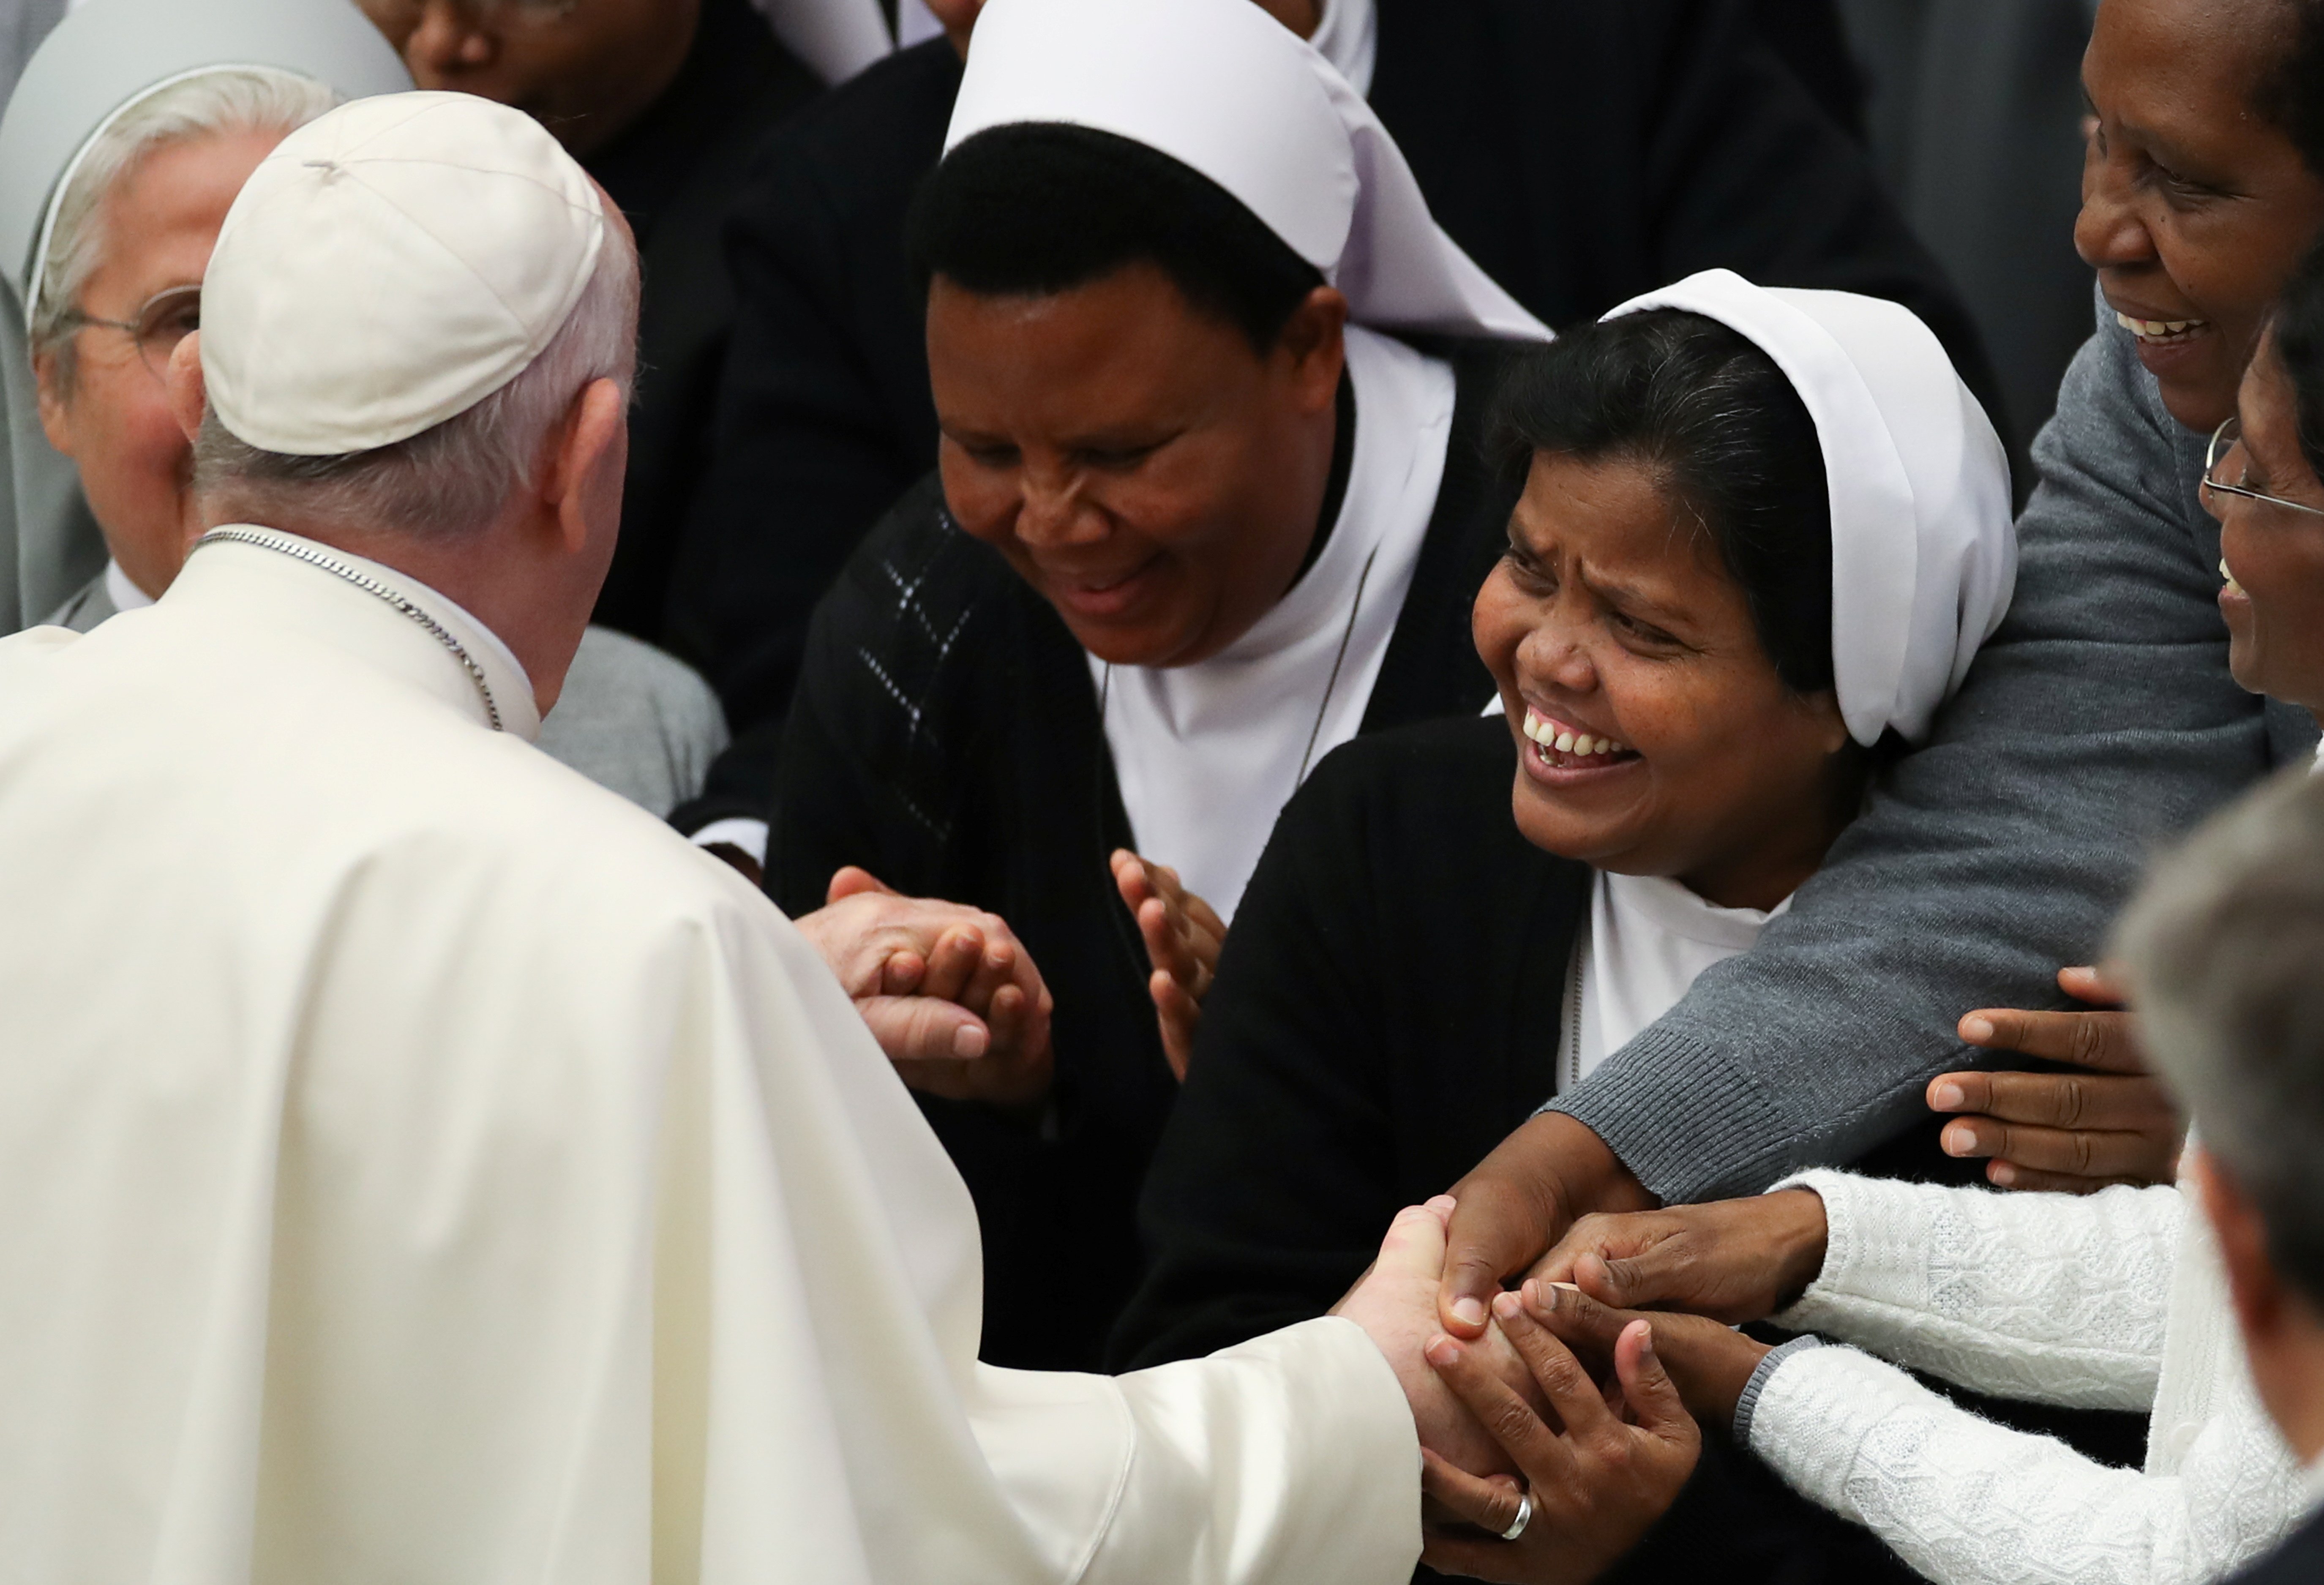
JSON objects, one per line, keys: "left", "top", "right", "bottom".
{"left": 1747, "top": 1170, "right": 2310, "bottom": 1583}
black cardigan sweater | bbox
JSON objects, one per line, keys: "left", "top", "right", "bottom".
{"left": 767, "top": 341, "right": 1523, "bottom": 1369}
{"left": 672, "top": 0, "right": 1998, "bottom": 794}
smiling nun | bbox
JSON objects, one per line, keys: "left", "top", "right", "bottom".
{"left": 1117, "top": 270, "right": 2013, "bottom": 1418}
{"left": 764, "top": 0, "right": 1550, "bottom": 1370}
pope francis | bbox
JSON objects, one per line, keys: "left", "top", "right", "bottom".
{"left": 0, "top": 93, "right": 1438, "bottom": 1582}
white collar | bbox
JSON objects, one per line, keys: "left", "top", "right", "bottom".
{"left": 102, "top": 558, "right": 153, "bottom": 614}
{"left": 1602, "top": 871, "right": 1790, "bottom": 949}
{"left": 1562, "top": 873, "right": 1792, "bottom": 1089}
{"left": 1091, "top": 327, "right": 1454, "bottom": 920}
{"left": 170, "top": 525, "right": 542, "bottom": 742}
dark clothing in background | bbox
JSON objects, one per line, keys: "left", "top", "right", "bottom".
{"left": 668, "top": 37, "right": 959, "bottom": 816}
{"left": 2226, "top": 1507, "right": 2324, "bottom": 1584}
{"left": 764, "top": 342, "right": 1522, "bottom": 1370}
{"left": 1834, "top": 0, "right": 2095, "bottom": 466}
{"left": 583, "top": 0, "right": 818, "bottom": 652}
{"left": 672, "top": 0, "right": 1999, "bottom": 828}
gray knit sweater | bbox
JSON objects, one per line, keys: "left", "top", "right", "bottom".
{"left": 1548, "top": 293, "right": 2321, "bottom": 1204}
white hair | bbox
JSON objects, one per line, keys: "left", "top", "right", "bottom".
{"left": 191, "top": 228, "right": 641, "bottom": 538}
{"left": 2113, "top": 767, "right": 2324, "bottom": 1306}
{"left": 30, "top": 66, "right": 341, "bottom": 385}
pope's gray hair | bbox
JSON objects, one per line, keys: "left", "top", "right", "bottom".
{"left": 30, "top": 67, "right": 340, "bottom": 391}
{"left": 191, "top": 224, "right": 640, "bottom": 539}
{"left": 2112, "top": 766, "right": 2324, "bottom": 1308}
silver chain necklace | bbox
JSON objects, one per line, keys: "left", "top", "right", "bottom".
{"left": 194, "top": 528, "right": 503, "bottom": 732}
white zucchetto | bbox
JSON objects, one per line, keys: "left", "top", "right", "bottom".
{"left": 203, "top": 92, "right": 607, "bottom": 457}
{"left": 1603, "top": 269, "right": 2016, "bottom": 747}
{"left": 945, "top": 0, "right": 1547, "bottom": 343}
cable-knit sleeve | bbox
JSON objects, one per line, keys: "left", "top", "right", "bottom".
{"left": 1770, "top": 1170, "right": 2178, "bottom": 1410}
{"left": 1744, "top": 1342, "right": 2306, "bottom": 1585}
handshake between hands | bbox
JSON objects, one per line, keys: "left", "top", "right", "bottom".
{"left": 1334, "top": 1187, "right": 1836, "bottom": 1585}
{"left": 788, "top": 856, "right": 1222, "bottom": 1107}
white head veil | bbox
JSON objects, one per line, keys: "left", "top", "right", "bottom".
{"left": 1604, "top": 269, "right": 2016, "bottom": 746}
{"left": 0, "top": 0, "right": 409, "bottom": 634}
{"left": 943, "top": 0, "right": 1549, "bottom": 344}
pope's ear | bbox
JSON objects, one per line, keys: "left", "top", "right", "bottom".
{"left": 164, "top": 333, "right": 206, "bottom": 445}
{"left": 548, "top": 375, "right": 628, "bottom": 555}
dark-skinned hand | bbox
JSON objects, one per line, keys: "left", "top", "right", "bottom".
{"left": 1535, "top": 1190, "right": 1829, "bottom": 1325}
{"left": 1936, "top": 965, "right": 2182, "bottom": 1192}
{"left": 1418, "top": 1296, "right": 1699, "bottom": 1584}
{"left": 1522, "top": 1279, "right": 1770, "bottom": 1431}
{"left": 1110, "top": 849, "right": 1225, "bottom": 1081}
{"left": 1438, "top": 1112, "right": 1656, "bottom": 1339}
{"left": 792, "top": 866, "right": 1056, "bottom": 1110}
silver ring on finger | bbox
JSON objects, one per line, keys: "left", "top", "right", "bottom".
{"left": 1500, "top": 1492, "right": 1533, "bottom": 1542}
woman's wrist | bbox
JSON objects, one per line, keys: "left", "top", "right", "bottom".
{"left": 1763, "top": 1187, "right": 1830, "bottom": 1309}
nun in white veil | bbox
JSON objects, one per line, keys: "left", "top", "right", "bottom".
{"left": 0, "top": 0, "right": 407, "bottom": 636}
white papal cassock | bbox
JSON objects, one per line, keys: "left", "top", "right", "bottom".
{"left": 0, "top": 527, "right": 1419, "bottom": 1583}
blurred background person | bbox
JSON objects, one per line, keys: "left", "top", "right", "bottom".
{"left": 1836, "top": 0, "right": 2100, "bottom": 461}
{"left": 356, "top": 0, "right": 883, "bottom": 650}
{"left": 1, "top": 0, "right": 726, "bottom": 816}
{"left": 0, "top": 0, "right": 62, "bottom": 108}
{"left": 2125, "top": 764, "right": 2324, "bottom": 1585}
{"left": 667, "top": 0, "right": 2001, "bottom": 848}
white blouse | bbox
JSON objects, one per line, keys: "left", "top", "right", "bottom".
{"left": 1557, "top": 870, "right": 1791, "bottom": 1090}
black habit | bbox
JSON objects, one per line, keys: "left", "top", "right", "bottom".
{"left": 671, "top": 0, "right": 1998, "bottom": 822}
{"left": 582, "top": 0, "right": 817, "bottom": 653}
{"left": 766, "top": 341, "right": 1522, "bottom": 1369}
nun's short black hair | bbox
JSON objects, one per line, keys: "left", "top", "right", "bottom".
{"left": 1488, "top": 310, "right": 1836, "bottom": 697}
{"left": 907, "top": 123, "right": 1326, "bottom": 353}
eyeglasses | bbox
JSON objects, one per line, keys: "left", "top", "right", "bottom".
{"left": 60, "top": 284, "right": 201, "bottom": 383}
{"left": 2201, "top": 416, "right": 2324, "bottom": 518}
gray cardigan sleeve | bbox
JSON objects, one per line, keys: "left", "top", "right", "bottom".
{"left": 1547, "top": 293, "right": 2319, "bottom": 1205}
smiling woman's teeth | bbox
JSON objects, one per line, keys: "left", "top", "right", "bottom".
{"left": 1522, "top": 707, "right": 1631, "bottom": 759}
{"left": 2115, "top": 311, "right": 2208, "bottom": 344}
{"left": 2222, "top": 556, "right": 2245, "bottom": 596}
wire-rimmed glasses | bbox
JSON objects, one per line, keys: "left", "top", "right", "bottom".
{"left": 60, "top": 284, "right": 201, "bottom": 383}
{"left": 2202, "top": 415, "right": 2324, "bottom": 518}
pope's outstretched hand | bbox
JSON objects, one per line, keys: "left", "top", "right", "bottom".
{"left": 1335, "top": 1197, "right": 1558, "bottom": 1481}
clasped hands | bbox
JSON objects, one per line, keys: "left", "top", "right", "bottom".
{"left": 788, "top": 855, "right": 1222, "bottom": 1104}
{"left": 1343, "top": 1185, "right": 1843, "bottom": 1583}
{"left": 1334, "top": 1198, "right": 1703, "bottom": 1585}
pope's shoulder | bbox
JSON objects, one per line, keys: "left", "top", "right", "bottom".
{"left": 0, "top": 608, "right": 777, "bottom": 941}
